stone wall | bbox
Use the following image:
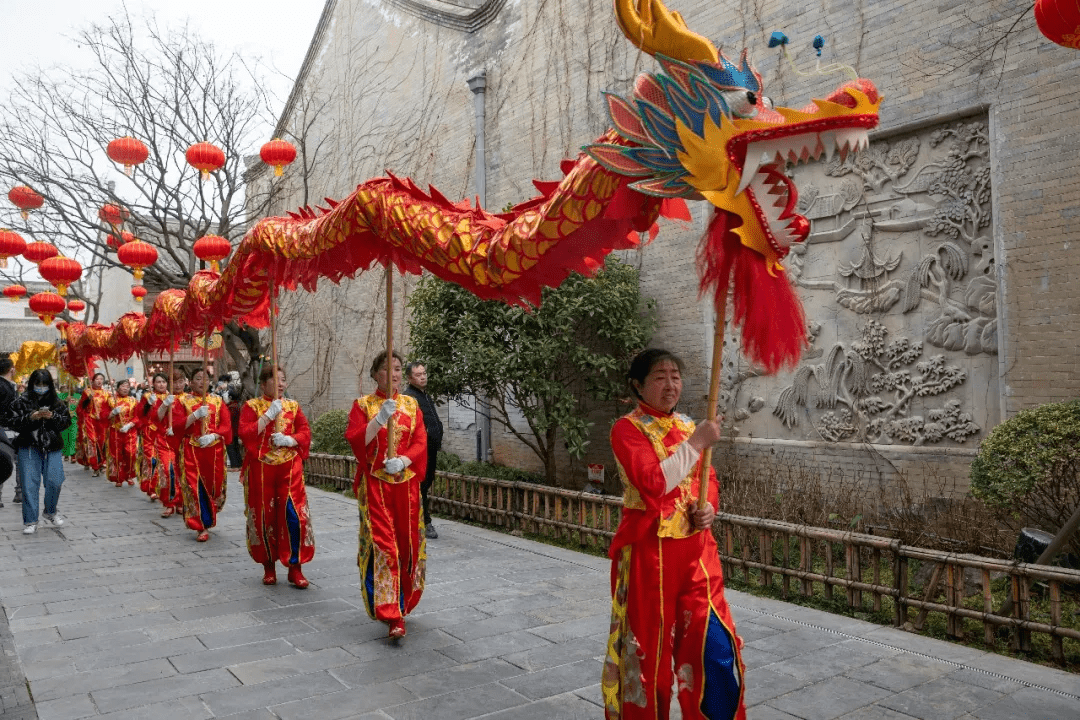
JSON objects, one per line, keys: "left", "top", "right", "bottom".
{"left": 257, "top": 0, "right": 1080, "bottom": 492}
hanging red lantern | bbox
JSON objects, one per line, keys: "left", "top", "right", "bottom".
{"left": 39, "top": 255, "right": 82, "bottom": 296}
{"left": 23, "top": 241, "right": 58, "bottom": 265}
{"left": 66, "top": 298, "right": 85, "bottom": 314}
{"left": 106, "top": 136, "right": 149, "bottom": 176}
{"left": 8, "top": 186, "right": 43, "bottom": 220}
{"left": 0, "top": 229, "right": 26, "bottom": 268}
{"left": 260, "top": 139, "right": 296, "bottom": 177}
{"left": 116, "top": 238, "right": 158, "bottom": 281}
{"left": 193, "top": 234, "right": 231, "bottom": 272}
{"left": 131, "top": 284, "right": 147, "bottom": 304}
{"left": 3, "top": 284, "right": 26, "bottom": 303}
{"left": 28, "top": 291, "right": 66, "bottom": 325}
{"left": 186, "top": 142, "right": 225, "bottom": 179}
{"left": 1035, "top": 0, "right": 1080, "bottom": 49}
{"left": 99, "top": 203, "right": 129, "bottom": 229}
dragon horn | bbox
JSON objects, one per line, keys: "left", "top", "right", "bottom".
{"left": 614, "top": 0, "right": 718, "bottom": 64}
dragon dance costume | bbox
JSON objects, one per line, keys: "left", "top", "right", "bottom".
{"left": 345, "top": 391, "right": 428, "bottom": 631}
{"left": 603, "top": 402, "right": 745, "bottom": 720}
{"left": 135, "top": 391, "right": 168, "bottom": 499}
{"left": 172, "top": 393, "right": 231, "bottom": 534}
{"left": 238, "top": 397, "right": 315, "bottom": 569}
{"left": 149, "top": 396, "right": 183, "bottom": 513}
{"left": 77, "top": 387, "right": 109, "bottom": 472}
{"left": 105, "top": 395, "right": 139, "bottom": 486}
{"left": 57, "top": 392, "right": 78, "bottom": 458}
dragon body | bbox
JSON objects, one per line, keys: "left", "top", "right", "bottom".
{"left": 62, "top": 0, "right": 881, "bottom": 377}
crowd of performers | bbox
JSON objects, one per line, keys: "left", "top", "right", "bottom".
{"left": 52, "top": 348, "right": 744, "bottom": 717}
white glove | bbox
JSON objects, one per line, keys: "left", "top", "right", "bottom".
{"left": 197, "top": 433, "right": 219, "bottom": 447}
{"left": 384, "top": 456, "right": 406, "bottom": 475}
{"left": 373, "top": 399, "right": 397, "bottom": 426}
{"left": 271, "top": 432, "right": 298, "bottom": 448}
{"left": 120, "top": 422, "right": 134, "bottom": 433}
{"left": 166, "top": 427, "right": 174, "bottom": 436}
{"left": 110, "top": 407, "right": 122, "bottom": 417}
{"left": 163, "top": 394, "right": 175, "bottom": 407}
{"left": 264, "top": 399, "right": 284, "bottom": 420}
{"left": 192, "top": 405, "right": 210, "bottom": 420}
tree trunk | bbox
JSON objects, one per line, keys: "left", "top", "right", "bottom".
{"left": 221, "top": 321, "right": 264, "bottom": 400}
{"left": 544, "top": 425, "right": 558, "bottom": 487}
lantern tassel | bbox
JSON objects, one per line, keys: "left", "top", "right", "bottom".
{"left": 274, "top": 165, "right": 284, "bottom": 177}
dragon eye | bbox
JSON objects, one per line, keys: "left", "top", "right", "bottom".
{"left": 722, "top": 90, "right": 759, "bottom": 119}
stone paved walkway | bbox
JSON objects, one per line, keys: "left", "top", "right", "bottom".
{"left": 1, "top": 463, "right": 1077, "bottom": 720}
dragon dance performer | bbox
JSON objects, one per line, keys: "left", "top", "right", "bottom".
{"left": 602, "top": 349, "right": 745, "bottom": 720}
{"left": 153, "top": 369, "right": 186, "bottom": 518}
{"left": 77, "top": 373, "right": 109, "bottom": 476}
{"left": 58, "top": 386, "right": 79, "bottom": 461}
{"left": 135, "top": 373, "right": 170, "bottom": 501}
{"left": 105, "top": 379, "right": 139, "bottom": 487}
{"left": 172, "top": 368, "right": 232, "bottom": 542}
{"left": 239, "top": 366, "right": 315, "bottom": 589}
{"left": 345, "top": 350, "right": 428, "bottom": 639}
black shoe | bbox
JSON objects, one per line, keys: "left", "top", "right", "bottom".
{"left": 425, "top": 524, "right": 438, "bottom": 540}
{"left": 12, "top": 489, "right": 22, "bottom": 504}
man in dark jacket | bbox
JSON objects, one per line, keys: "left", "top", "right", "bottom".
{"left": 0, "top": 357, "right": 17, "bottom": 506}
{"left": 403, "top": 362, "right": 443, "bottom": 539}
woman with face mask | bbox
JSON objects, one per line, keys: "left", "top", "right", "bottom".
{"left": 9, "top": 369, "right": 72, "bottom": 534}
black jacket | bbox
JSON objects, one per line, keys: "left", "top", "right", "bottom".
{"left": 9, "top": 394, "right": 71, "bottom": 453}
{"left": 0, "top": 376, "right": 16, "bottom": 429}
{"left": 404, "top": 385, "right": 443, "bottom": 451}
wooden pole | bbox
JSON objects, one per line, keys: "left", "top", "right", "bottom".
{"left": 168, "top": 346, "right": 175, "bottom": 393}
{"left": 697, "top": 293, "right": 728, "bottom": 511}
{"left": 384, "top": 264, "right": 396, "bottom": 459}
{"left": 270, "top": 281, "right": 283, "bottom": 432}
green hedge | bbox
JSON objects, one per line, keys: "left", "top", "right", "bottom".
{"left": 310, "top": 409, "right": 352, "bottom": 456}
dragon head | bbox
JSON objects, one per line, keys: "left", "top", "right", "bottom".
{"left": 587, "top": 0, "right": 882, "bottom": 276}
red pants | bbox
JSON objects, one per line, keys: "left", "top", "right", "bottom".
{"left": 243, "top": 460, "right": 315, "bottom": 567}
{"left": 179, "top": 443, "right": 227, "bottom": 531}
{"left": 603, "top": 531, "right": 745, "bottom": 720}
{"left": 356, "top": 474, "right": 425, "bottom": 624}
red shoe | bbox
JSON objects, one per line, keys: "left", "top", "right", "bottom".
{"left": 196, "top": 530, "right": 209, "bottom": 542}
{"left": 388, "top": 619, "right": 406, "bottom": 639}
{"left": 262, "top": 562, "right": 277, "bottom": 585}
{"left": 160, "top": 507, "right": 175, "bottom": 518}
{"left": 149, "top": 493, "right": 158, "bottom": 501}
{"left": 287, "top": 564, "right": 309, "bottom": 589}
{"left": 127, "top": 480, "right": 135, "bottom": 486}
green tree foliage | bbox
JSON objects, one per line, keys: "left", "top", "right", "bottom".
{"left": 970, "top": 400, "right": 1080, "bottom": 555}
{"left": 310, "top": 408, "right": 352, "bottom": 456}
{"left": 408, "top": 258, "right": 655, "bottom": 485}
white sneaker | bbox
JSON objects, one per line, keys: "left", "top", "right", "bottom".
{"left": 43, "top": 513, "right": 65, "bottom": 527}
{"left": 23, "top": 524, "right": 36, "bottom": 534}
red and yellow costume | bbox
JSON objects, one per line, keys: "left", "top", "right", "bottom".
{"left": 105, "top": 395, "right": 139, "bottom": 486}
{"left": 172, "top": 393, "right": 231, "bottom": 532}
{"left": 238, "top": 397, "right": 315, "bottom": 568}
{"left": 152, "top": 397, "right": 183, "bottom": 512}
{"left": 602, "top": 403, "right": 745, "bottom": 720}
{"left": 77, "top": 387, "right": 109, "bottom": 471}
{"left": 345, "top": 391, "right": 427, "bottom": 628}
{"left": 135, "top": 392, "right": 168, "bottom": 499}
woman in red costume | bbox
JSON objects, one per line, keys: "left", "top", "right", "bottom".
{"left": 154, "top": 369, "right": 186, "bottom": 518}
{"left": 77, "top": 373, "right": 109, "bottom": 476}
{"left": 171, "top": 368, "right": 232, "bottom": 542}
{"left": 135, "top": 373, "right": 169, "bottom": 500}
{"left": 602, "top": 348, "right": 745, "bottom": 720}
{"left": 345, "top": 350, "right": 428, "bottom": 639}
{"left": 239, "top": 365, "right": 315, "bottom": 589}
{"left": 105, "top": 379, "right": 139, "bottom": 487}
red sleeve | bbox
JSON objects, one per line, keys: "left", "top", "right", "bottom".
{"left": 293, "top": 408, "right": 311, "bottom": 461}
{"left": 99, "top": 395, "right": 112, "bottom": 422}
{"left": 216, "top": 401, "right": 232, "bottom": 445}
{"left": 134, "top": 397, "right": 152, "bottom": 431}
{"left": 611, "top": 417, "right": 670, "bottom": 508}
{"left": 172, "top": 399, "right": 196, "bottom": 438}
{"left": 238, "top": 402, "right": 260, "bottom": 452}
{"left": 344, "top": 401, "right": 369, "bottom": 495}
{"left": 405, "top": 408, "right": 427, "bottom": 483}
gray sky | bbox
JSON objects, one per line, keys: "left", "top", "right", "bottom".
{"left": 1, "top": 0, "right": 326, "bottom": 112}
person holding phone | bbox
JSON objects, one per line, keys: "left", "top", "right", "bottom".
{"left": 10, "top": 369, "right": 72, "bottom": 535}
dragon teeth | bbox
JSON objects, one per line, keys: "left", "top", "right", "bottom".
{"left": 738, "top": 129, "right": 870, "bottom": 196}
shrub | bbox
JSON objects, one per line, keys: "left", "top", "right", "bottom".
{"left": 970, "top": 400, "right": 1080, "bottom": 556}
{"left": 436, "top": 450, "right": 544, "bottom": 484}
{"left": 310, "top": 409, "right": 352, "bottom": 456}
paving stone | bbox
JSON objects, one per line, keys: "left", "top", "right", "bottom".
{"left": 270, "top": 681, "right": 417, "bottom": 720}
{"left": 95, "top": 694, "right": 212, "bottom": 720}
{"left": 169, "top": 637, "right": 295, "bottom": 674}
{"left": 91, "top": 668, "right": 239, "bottom": 714}
{"left": 72, "top": 634, "right": 204, "bottom": 672}
{"left": 748, "top": 706, "right": 802, "bottom": 720}
{"left": 381, "top": 681, "right": 529, "bottom": 720}
{"left": 169, "top": 596, "right": 282, "bottom": 622}
{"left": 228, "top": 647, "right": 357, "bottom": 685}
{"left": 746, "top": 627, "right": 847, "bottom": 660}
{"left": 439, "top": 612, "right": 547, "bottom": 642}
{"left": 197, "top": 618, "right": 314, "bottom": 650}
{"left": 437, "top": 629, "right": 554, "bottom": 664}
{"left": 200, "top": 669, "right": 349, "bottom": 716}
{"left": 767, "top": 640, "right": 899, "bottom": 683}
{"left": 743, "top": 666, "right": 812, "bottom": 706}
{"left": 31, "top": 692, "right": 94, "bottom": 720}
{"left": 250, "top": 597, "right": 360, "bottom": 624}
{"left": 769, "top": 676, "right": 894, "bottom": 720}
{"left": 525, "top": 613, "right": 609, "bottom": 643}
{"left": 397, "top": 657, "right": 524, "bottom": 698}
{"left": 500, "top": 636, "right": 602, "bottom": 672}
{"left": 330, "top": 648, "right": 458, "bottom": 687}
{"left": 970, "top": 686, "right": 1080, "bottom": 720}
{"left": 30, "top": 657, "right": 176, "bottom": 702}
{"left": 342, "top": 628, "right": 462, "bottom": 661}
{"left": 478, "top": 691, "right": 604, "bottom": 720}
{"left": 837, "top": 704, "right": 933, "bottom": 720}
{"left": 499, "top": 658, "right": 603, "bottom": 700}
{"left": 848, "top": 653, "right": 956, "bottom": 693}
{"left": 877, "top": 676, "right": 1005, "bottom": 720}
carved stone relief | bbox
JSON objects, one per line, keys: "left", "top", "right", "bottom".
{"left": 717, "top": 116, "right": 998, "bottom": 446}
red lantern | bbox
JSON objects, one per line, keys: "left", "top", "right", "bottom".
{"left": 131, "top": 285, "right": 147, "bottom": 304}
{"left": 23, "top": 241, "right": 58, "bottom": 265}
{"left": 117, "top": 239, "right": 158, "bottom": 281}
{"left": 186, "top": 142, "right": 225, "bottom": 179}
{"left": 193, "top": 234, "right": 231, "bottom": 272}
{"left": 39, "top": 256, "right": 82, "bottom": 296}
{"left": 28, "top": 291, "right": 66, "bottom": 325}
{"left": 0, "top": 229, "right": 26, "bottom": 268}
{"left": 99, "top": 203, "right": 129, "bottom": 228}
{"left": 67, "top": 298, "right": 85, "bottom": 314}
{"left": 260, "top": 139, "right": 296, "bottom": 177}
{"left": 8, "top": 186, "right": 43, "bottom": 220}
{"left": 3, "top": 284, "right": 26, "bottom": 303}
{"left": 106, "top": 136, "right": 149, "bottom": 176}
{"left": 1035, "top": 0, "right": 1080, "bottom": 49}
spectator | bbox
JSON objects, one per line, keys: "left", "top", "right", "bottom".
{"left": 403, "top": 361, "right": 443, "bottom": 539}
{"left": 0, "top": 356, "right": 17, "bottom": 506}
{"left": 10, "top": 369, "right": 71, "bottom": 534}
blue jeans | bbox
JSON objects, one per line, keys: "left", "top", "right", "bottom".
{"left": 18, "top": 447, "right": 65, "bottom": 525}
